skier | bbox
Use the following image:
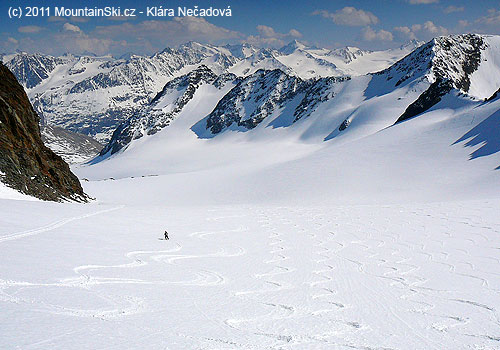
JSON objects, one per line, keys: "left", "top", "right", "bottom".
{"left": 164, "top": 230, "right": 169, "bottom": 240}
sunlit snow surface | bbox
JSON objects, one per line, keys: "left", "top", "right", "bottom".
{"left": 1, "top": 199, "right": 500, "bottom": 349}
{"left": 2, "top": 135, "right": 500, "bottom": 350}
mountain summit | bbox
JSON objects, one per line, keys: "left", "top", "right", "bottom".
{"left": 279, "top": 40, "right": 308, "bottom": 55}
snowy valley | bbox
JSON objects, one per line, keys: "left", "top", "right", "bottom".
{"left": 1, "top": 33, "right": 500, "bottom": 350}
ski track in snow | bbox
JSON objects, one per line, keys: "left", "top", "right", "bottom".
{"left": 0, "top": 205, "right": 124, "bottom": 243}
{"left": 1, "top": 203, "right": 500, "bottom": 349}
{"left": 0, "top": 210, "right": 248, "bottom": 325}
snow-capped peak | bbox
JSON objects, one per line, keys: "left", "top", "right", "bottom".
{"left": 328, "top": 46, "right": 371, "bottom": 63}
{"left": 399, "top": 39, "right": 425, "bottom": 51}
{"left": 279, "top": 40, "right": 308, "bottom": 55}
{"left": 223, "top": 43, "right": 259, "bottom": 59}
{"left": 372, "top": 34, "right": 495, "bottom": 96}
{"left": 178, "top": 41, "right": 220, "bottom": 56}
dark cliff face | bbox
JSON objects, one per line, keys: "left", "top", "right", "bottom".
{"left": 0, "top": 63, "right": 88, "bottom": 202}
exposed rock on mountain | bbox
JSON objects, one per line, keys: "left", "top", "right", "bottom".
{"left": 5, "top": 34, "right": 499, "bottom": 166}
{"left": 204, "top": 70, "right": 348, "bottom": 135}
{"left": 5, "top": 47, "right": 217, "bottom": 142}
{"left": 97, "top": 34, "right": 500, "bottom": 158}
{"left": 0, "top": 63, "right": 88, "bottom": 201}
{"left": 368, "top": 34, "right": 496, "bottom": 123}
{"left": 375, "top": 34, "right": 486, "bottom": 93}
{"left": 101, "top": 65, "right": 236, "bottom": 155}
{"left": 206, "top": 69, "right": 305, "bottom": 134}
{"left": 223, "top": 43, "right": 259, "bottom": 59}
{"left": 41, "top": 125, "right": 103, "bottom": 164}
{"left": 6, "top": 52, "right": 69, "bottom": 89}
{"left": 395, "top": 78, "right": 453, "bottom": 124}
{"left": 486, "top": 87, "right": 500, "bottom": 102}
{"left": 329, "top": 46, "right": 371, "bottom": 64}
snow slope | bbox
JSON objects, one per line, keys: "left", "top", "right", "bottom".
{"left": 1, "top": 192, "right": 499, "bottom": 349}
{"left": 0, "top": 182, "right": 38, "bottom": 201}
{"left": 1, "top": 110, "right": 500, "bottom": 349}
{"left": 468, "top": 35, "right": 500, "bottom": 98}
{"left": 312, "top": 40, "right": 424, "bottom": 76}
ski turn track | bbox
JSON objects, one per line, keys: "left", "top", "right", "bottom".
{"left": 1, "top": 202, "right": 500, "bottom": 349}
{"left": 0, "top": 205, "right": 125, "bottom": 243}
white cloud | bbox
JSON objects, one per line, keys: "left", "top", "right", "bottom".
{"left": 288, "top": 29, "right": 302, "bottom": 38}
{"left": 63, "top": 23, "right": 82, "bottom": 33}
{"left": 257, "top": 25, "right": 278, "bottom": 38}
{"left": 423, "top": 20, "right": 448, "bottom": 35}
{"left": 70, "top": 16, "right": 89, "bottom": 23}
{"left": 107, "top": 16, "right": 133, "bottom": 21}
{"left": 245, "top": 25, "right": 303, "bottom": 48}
{"left": 3, "top": 17, "right": 245, "bottom": 56}
{"left": 361, "top": 26, "right": 393, "bottom": 41}
{"left": 48, "top": 16, "right": 65, "bottom": 22}
{"left": 245, "top": 35, "right": 285, "bottom": 48}
{"left": 47, "top": 15, "right": 88, "bottom": 23}
{"left": 411, "top": 24, "right": 422, "bottom": 32}
{"left": 313, "top": 7, "right": 378, "bottom": 26}
{"left": 443, "top": 5, "right": 464, "bottom": 14}
{"left": 394, "top": 26, "right": 417, "bottom": 40}
{"left": 458, "top": 20, "right": 469, "bottom": 27}
{"left": 94, "top": 17, "right": 241, "bottom": 47}
{"left": 256, "top": 25, "right": 302, "bottom": 39}
{"left": 476, "top": 8, "right": 500, "bottom": 26}
{"left": 393, "top": 20, "right": 448, "bottom": 42}
{"left": 8, "top": 37, "right": 18, "bottom": 44}
{"left": 18, "top": 26, "right": 44, "bottom": 33}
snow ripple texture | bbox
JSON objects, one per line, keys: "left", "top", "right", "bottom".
{"left": 1, "top": 201, "right": 499, "bottom": 349}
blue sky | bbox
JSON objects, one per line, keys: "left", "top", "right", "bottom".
{"left": 1, "top": 0, "right": 500, "bottom": 56}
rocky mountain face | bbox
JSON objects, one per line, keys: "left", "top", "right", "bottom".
{"left": 329, "top": 47, "right": 371, "bottom": 64}
{"left": 5, "top": 44, "right": 220, "bottom": 142}
{"left": 3, "top": 40, "right": 418, "bottom": 143}
{"left": 374, "top": 34, "right": 486, "bottom": 93}
{"left": 0, "top": 62, "right": 88, "bottom": 201}
{"left": 7, "top": 53, "right": 70, "bottom": 89}
{"left": 204, "top": 70, "right": 347, "bottom": 134}
{"left": 206, "top": 69, "right": 305, "bottom": 133}
{"left": 41, "top": 125, "right": 103, "bottom": 164}
{"left": 102, "top": 66, "right": 350, "bottom": 155}
{"left": 101, "top": 65, "right": 236, "bottom": 155}
{"left": 370, "top": 34, "right": 490, "bottom": 123}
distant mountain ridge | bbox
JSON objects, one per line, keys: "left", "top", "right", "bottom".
{"left": 41, "top": 125, "right": 103, "bottom": 164}
{"left": 3, "top": 40, "right": 421, "bottom": 143}
{"left": 98, "top": 34, "right": 500, "bottom": 158}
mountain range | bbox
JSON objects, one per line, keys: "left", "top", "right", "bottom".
{"left": 1, "top": 40, "right": 422, "bottom": 147}
{"left": 2, "top": 34, "right": 500, "bottom": 172}
{"left": 97, "top": 34, "right": 500, "bottom": 160}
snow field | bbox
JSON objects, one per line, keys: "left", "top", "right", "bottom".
{"left": 1, "top": 199, "right": 499, "bottom": 349}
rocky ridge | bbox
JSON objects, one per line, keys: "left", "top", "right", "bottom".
{"left": 0, "top": 62, "right": 88, "bottom": 201}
